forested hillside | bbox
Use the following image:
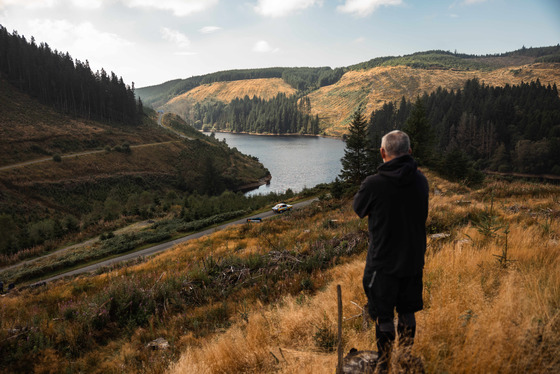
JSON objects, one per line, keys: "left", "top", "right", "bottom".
{"left": 0, "top": 26, "right": 270, "bottom": 266}
{"left": 136, "top": 46, "right": 560, "bottom": 138}
{"left": 191, "top": 94, "right": 320, "bottom": 134}
{"left": 369, "top": 78, "right": 560, "bottom": 176}
{"left": 309, "top": 63, "right": 560, "bottom": 136}
{"left": 0, "top": 25, "right": 142, "bottom": 126}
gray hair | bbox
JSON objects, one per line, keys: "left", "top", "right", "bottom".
{"left": 381, "top": 130, "right": 410, "bottom": 158}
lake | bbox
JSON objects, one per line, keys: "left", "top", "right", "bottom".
{"left": 210, "top": 133, "right": 346, "bottom": 196}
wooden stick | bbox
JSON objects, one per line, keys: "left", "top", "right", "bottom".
{"left": 336, "top": 284, "right": 343, "bottom": 374}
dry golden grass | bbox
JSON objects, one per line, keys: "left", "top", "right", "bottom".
{"left": 161, "top": 78, "right": 297, "bottom": 120}
{"left": 172, "top": 78, "right": 297, "bottom": 103}
{"left": 169, "top": 177, "right": 560, "bottom": 374}
{"left": 2, "top": 173, "right": 559, "bottom": 373}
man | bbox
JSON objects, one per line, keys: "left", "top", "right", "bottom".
{"left": 353, "top": 130, "right": 429, "bottom": 372}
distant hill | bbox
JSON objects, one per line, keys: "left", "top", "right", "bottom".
{"left": 310, "top": 62, "right": 560, "bottom": 136}
{"left": 136, "top": 46, "right": 560, "bottom": 136}
{"left": 161, "top": 78, "right": 297, "bottom": 122}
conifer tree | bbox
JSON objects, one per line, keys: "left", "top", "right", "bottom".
{"left": 404, "top": 97, "right": 434, "bottom": 166}
{"left": 339, "top": 106, "right": 376, "bottom": 185}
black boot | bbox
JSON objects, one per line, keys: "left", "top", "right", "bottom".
{"left": 397, "top": 312, "right": 416, "bottom": 349}
{"left": 375, "top": 321, "right": 395, "bottom": 374}
{"left": 397, "top": 322, "right": 416, "bottom": 348}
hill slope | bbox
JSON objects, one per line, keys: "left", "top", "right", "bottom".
{"left": 311, "top": 62, "right": 560, "bottom": 136}
{"left": 161, "top": 78, "right": 297, "bottom": 121}
{"left": 138, "top": 47, "right": 560, "bottom": 136}
{"left": 1, "top": 174, "right": 559, "bottom": 373}
{"left": 0, "top": 79, "right": 269, "bottom": 261}
{"left": 0, "top": 78, "right": 176, "bottom": 166}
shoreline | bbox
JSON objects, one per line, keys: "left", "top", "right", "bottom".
{"left": 201, "top": 129, "right": 341, "bottom": 140}
{"left": 236, "top": 174, "right": 272, "bottom": 193}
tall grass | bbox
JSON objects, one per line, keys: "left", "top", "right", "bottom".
{"left": 1, "top": 175, "right": 559, "bottom": 373}
{"left": 169, "top": 177, "right": 560, "bottom": 374}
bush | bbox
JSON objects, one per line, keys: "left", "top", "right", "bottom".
{"left": 52, "top": 154, "right": 62, "bottom": 162}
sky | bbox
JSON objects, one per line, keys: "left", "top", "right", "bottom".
{"left": 0, "top": 0, "right": 559, "bottom": 88}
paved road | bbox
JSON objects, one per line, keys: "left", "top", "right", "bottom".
{"left": 34, "top": 199, "right": 316, "bottom": 285}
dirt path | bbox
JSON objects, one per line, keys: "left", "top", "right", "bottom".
{"left": 157, "top": 111, "right": 194, "bottom": 140}
{"left": 0, "top": 141, "right": 180, "bottom": 171}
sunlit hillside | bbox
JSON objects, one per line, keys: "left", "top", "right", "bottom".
{"left": 1, "top": 173, "right": 559, "bottom": 373}
{"left": 161, "top": 78, "right": 297, "bottom": 120}
{"left": 152, "top": 62, "right": 560, "bottom": 137}
{"left": 310, "top": 63, "right": 560, "bottom": 136}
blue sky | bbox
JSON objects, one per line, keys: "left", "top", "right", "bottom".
{"left": 0, "top": 0, "right": 559, "bottom": 88}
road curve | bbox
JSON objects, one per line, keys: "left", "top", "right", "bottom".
{"left": 35, "top": 199, "right": 317, "bottom": 285}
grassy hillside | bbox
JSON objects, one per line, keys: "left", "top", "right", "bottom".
{"left": 311, "top": 63, "right": 560, "bottom": 136}
{"left": 160, "top": 78, "right": 297, "bottom": 122}
{"left": 1, "top": 174, "right": 558, "bottom": 373}
{"left": 0, "top": 80, "right": 269, "bottom": 263}
{"left": 0, "top": 78, "right": 176, "bottom": 166}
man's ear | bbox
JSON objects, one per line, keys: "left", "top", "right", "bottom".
{"left": 408, "top": 148, "right": 412, "bottom": 155}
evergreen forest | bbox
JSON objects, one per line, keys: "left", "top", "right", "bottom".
{"left": 0, "top": 25, "right": 143, "bottom": 126}
{"left": 192, "top": 94, "right": 320, "bottom": 135}
{"left": 368, "top": 78, "right": 560, "bottom": 177}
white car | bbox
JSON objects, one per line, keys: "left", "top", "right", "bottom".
{"left": 272, "top": 203, "right": 292, "bottom": 213}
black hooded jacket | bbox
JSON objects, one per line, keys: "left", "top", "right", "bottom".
{"left": 353, "top": 154, "right": 429, "bottom": 279}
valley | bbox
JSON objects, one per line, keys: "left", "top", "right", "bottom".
{"left": 1, "top": 26, "right": 560, "bottom": 373}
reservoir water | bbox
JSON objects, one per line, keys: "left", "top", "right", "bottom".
{"left": 211, "top": 133, "right": 346, "bottom": 196}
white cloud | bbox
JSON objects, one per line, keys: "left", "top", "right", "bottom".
{"left": 464, "top": 0, "right": 487, "bottom": 4}
{"left": 161, "top": 27, "right": 190, "bottom": 48}
{"left": 254, "top": 0, "right": 321, "bottom": 17}
{"left": 26, "top": 19, "right": 132, "bottom": 60}
{"left": 199, "top": 26, "right": 221, "bottom": 34}
{"left": 70, "top": 0, "right": 103, "bottom": 9}
{"left": 253, "top": 40, "right": 278, "bottom": 53}
{"left": 124, "top": 0, "right": 218, "bottom": 16}
{"left": 1, "top": 0, "right": 59, "bottom": 9}
{"left": 175, "top": 51, "right": 197, "bottom": 56}
{"left": 337, "top": 0, "right": 402, "bottom": 17}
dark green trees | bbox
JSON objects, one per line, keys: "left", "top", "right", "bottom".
{"left": 404, "top": 98, "right": 434, "bottom": 166}
{"left": 193, "top": 94, "right": 320, "bottom": 135}
{"left": 0, "top": 25, "right": 142, "bottom": 126}
{"left": 368, "top": 79, "right": 560, "bottom": 176}
{"left": 339, "top": 107, "right": 377, "bottom": 185}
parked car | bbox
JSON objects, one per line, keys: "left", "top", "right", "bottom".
{"left": 272, "top": 203, "right": 292, "bottom": 213}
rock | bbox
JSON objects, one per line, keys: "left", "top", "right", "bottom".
{"left": 429, "top": 233, "right": 450, "bottom": 239}
{"left": 342, "top": 348, "right": 378, "bottom": 373}
{"left": 146, "top": 337, "right": 170, "bottom": 350}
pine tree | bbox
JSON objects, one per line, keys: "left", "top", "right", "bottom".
{"left": 404, "top": 97, "right": 434, "bottom": 166}
{"left": 339, "top": 106, "right": 376, "bottom": 185}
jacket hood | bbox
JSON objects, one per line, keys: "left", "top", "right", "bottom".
{"left": 377, "top": 154, "right": 418, "bottom": 186}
